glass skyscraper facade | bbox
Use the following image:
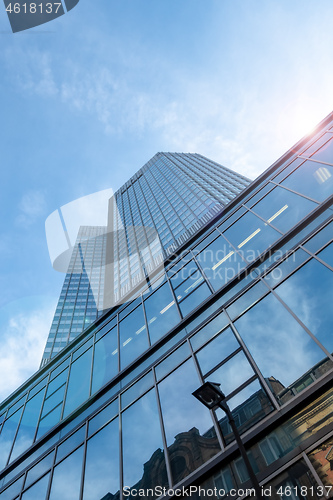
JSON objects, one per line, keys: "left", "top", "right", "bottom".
{"left": 41, "top": 226, "right": 107, "bottom": 366}
{"left": 0, "top": 113, "right": 333, "bottom": 500}
{"left": 107, "top": 152, "right": 250, "bottom": 304}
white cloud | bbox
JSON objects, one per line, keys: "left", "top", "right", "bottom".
{"left": 16, "top": 190, "right": 46, "bottom": 227}
{"left": 0, "top": 303, "right": 54, "bottom": 402}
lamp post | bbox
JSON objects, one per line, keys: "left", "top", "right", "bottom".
{"left": 192, "top": 381, "right": 264, "bottom": 500}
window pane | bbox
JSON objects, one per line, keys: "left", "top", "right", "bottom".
{"left": 16, "top": 395, "right": 48, "bottom": 462}
{"left": 190, "top": 311, "right": 229, "bottom": 351}
{"left": 21, "top": 473, "right": 50, "bottom": 500}
{"left": 178, "top": 283, "right": 211, "bottom": 317}
{"left": 173, "top": 270, "right": 204, "bottom": 300}
{"left": 234, "top": 293, "right": 329, "bottom": 405}
{"left": 216, "top": 380, "right": 273, "bottom": 444}
{"left": 56, "top": 426, "right": 85, "bottom": 462}
{"left": 0, "top": 476, "right": 24, "bottom": 500}
{"left": 119, "top": 306, "right": 148, "bottom": 369}
{"left": 144, "top": 282, "right": 179, "bottom": 345}
{"left": 49, "top": 446, "right": 83, "bottom": 500}
{"left": 155, "top": 343, "right": 190, "bottom": 381}
{"left": 282, "top": 160, "right": 333, "bottom": 203}
{"left": 196, "top": 327, "right": 240, "bottom": 375}
{"left": 273, "top": 157, "right": 304, "bottom": 183}
{"left": 196, "top": 236, "right": 246, "bottom": 290}
{"left": 88, "top": 400, "right": 118, "bottom": 437}
{"left": 207, "top": 351, "right": 254, "bottom": 396}
{"left": 122, "top": 389, "right": 168, "bottom": 491}
{"left": 303, "top": 220, "right": 333, "bottom": 253}
{"left": 121, "top": 371, "right": 154, "bottom": 409}
{"left": 264, "top": 248, "right": 309, "bottom": 288}
{"left": 63, "top": 348, "right": 92, "bottom": 418}
{"left": 36, "top": 404, "right": 62, "bottom": 440}
{"left": 91, "top": 326, "right": 118, "bottom": 394}
{"left": 169, "top": 259, "right": 199, "bottom": 287}
{"left": 265, "top": 460, "right": 320, "bottom": 500}
{"left": 158, "top": 359, "right": 220, "bottom": 484}
{"left": 25, "top": 452, "right": 54, "bottom": 489}
{"left": 317, "top": 242, "right": 333, "bottom": 267}
{"left": 226, "top": 281, "right": 268, "bottom": 321}
{"left": 308, "top": 436, "right": 333, "bottom": 490}
{"left": 275, "top": 258, "right": 333, "bottom": 355}
{"left": 0, "top": 409, "right": 22, "bottom": 469}
{"left": 83, "top": 419, "right": 119, "bottom": 500}
{"left": 223, "top": 211, "right": 281, "bottom": 263}
{"left": 310, "top": 136, "right": 333, "bottom": 164}
{"left": 251, "top": 186, "right": 317, "bottom": 233}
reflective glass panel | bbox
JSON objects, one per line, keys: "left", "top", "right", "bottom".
{"left": 178, "top": 283, "right": 211, "bottom": 317}
{"left": 63, "top": 347, "right": 92, "bottom": 418}
{"left": 245, "top": 183, "right": 274, "bottom": 208}
{"left": 264, "top": 248, "right": 309, "bottom": 288}
{"left": 119, "top": 306, "right": 148, "bottom": 369}
{"left": 218, "top": 206, "right": 247, "bottom": 233}
{"left": 318, "top": 242, "right": 333, "bottom": 267}
{"left": 56, "top": 426, "right": 85, "bottom": 462}
{"left": 0, "top": 408, "right": 23, "bottom": 470}
{"left": 88, "top": 400, "right": 118, "bottom": 437}
{"left": 83, "top": 419, "right": 119, "bottom": 500}
{"left": 272, "top": 157, "right": 305, "bottom": 183}
{"left": 173, "top": 270, "right": 204, "bottom": 300}
{"left": 223, "top": 211, "right": 281, "bottom": 263}
{"left": 21, "top": 473, "right": 50, "bottom": 500}
{"left": 36, "top": 404, "right": 62, "bottom": 440}
{"left": 25, "top": 452, "right": 54, "bottom": 489}
{"left": 155, "top": 343, "right": 190, "bottom": 381}
{"left": 48, "top": 445, "right": 83, "bottom": 500}
{"left": 185, "top": 296, "right": 225, "bottom": 334}
{"left": 144, "top": 282, "right": 179, "bottom": 345}
{"left": 158, "top": 359, "right": 220, "bottom": 484}
{"left": 282, "top": 160, "right": 333, "bottom": 203}
{"left": 91, "top": 326, "right": 118, "bottom": 394}
{"left": 196, "top": 236, "right": 246, "bottom": 290}
{"left": 265, "top": 460, "right": 320, "bottom": 500}
{"left": 275, "top": 258, "right": 333, "bottom": 355}
{"left": 302, "top": 133, "right": 333, "bottom": 157}
{"left": 216, "top": 380, "right": 273, "bottom": 444}
{"left": 303, "top": 220, "right": 333, "bottom": 253}
{"left": 192, "top": 229, "right": 220, "bottom": 254}
{"left": 190, "top": 311, "right": 229, "bottom": 351}
{"left": 122, "top": 389, "right": 168, "bottom": 491}
{"left": 310, "top": 136, "right": 333, "bottom": 164}
{"left": 121, "top": 371, "right": 154, "bottom": 409}
{"left": 169, "top": 260, "right": 199, "bottom": 288}
{"left": 251, "top": 186, "right": 316, "bottom": 233}
{"left": 196, "top": 327, "right": 240, "bottom": 375}
{"left": 42, "top": 384, "right": 66, "bottom": 418}
{"left": 0, "top": 476, "right": 24, "bottom": 500}
{"left": 308, "top": 436, "right": 333, "bottom": 490}
{"left": 234, "top": 293, "right": 328, "bottom": 405}
{"left": 226, "top": 281, "right": 268, "bottom": 320}
{"left": 207, "top": 351, "right": 254, "bottom": 396}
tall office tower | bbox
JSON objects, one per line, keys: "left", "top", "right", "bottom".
{"left": 42, "top": 153, "right": 250, "bottom": 366}
{"left": 1, "top": 113, "right": 333, "bottom": 500}
{"left": 106, "top": 153, "right": 250, "bottom": 305}
{"left": 40, "top": 226, "right": 107, "bottom": 366}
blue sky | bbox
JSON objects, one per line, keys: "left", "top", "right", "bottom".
{"left": 1, "top": 0, "right": 333, "bottom": 401}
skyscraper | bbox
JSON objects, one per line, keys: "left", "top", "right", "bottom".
{"left": 0, "top": 113, "right": 333, "bottom": 500}
{"left": 42, "top": 153, "right": 250, "bottom": 365}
